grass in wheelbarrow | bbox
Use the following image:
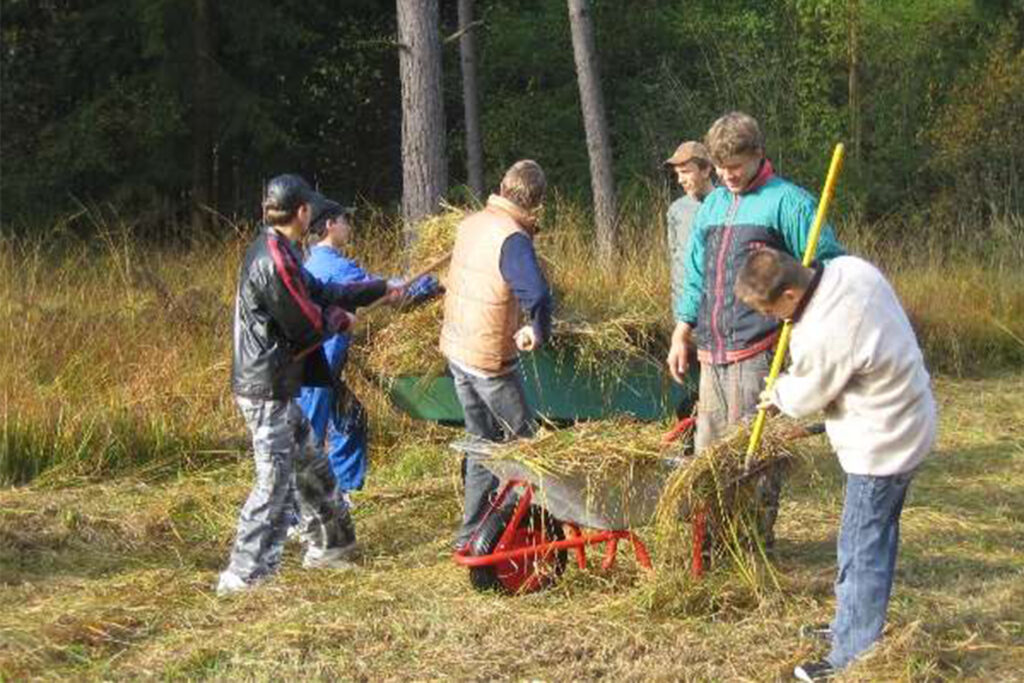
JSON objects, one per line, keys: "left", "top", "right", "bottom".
{"left": 485, "top": 417, "right": 814, "bottom": 612}
{"left": 495, "top": 418, "right": 670, "bottom": 530}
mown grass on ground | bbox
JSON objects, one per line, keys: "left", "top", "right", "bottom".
{"left": 1, "top": 373, "right": 1022, "bottom": 680}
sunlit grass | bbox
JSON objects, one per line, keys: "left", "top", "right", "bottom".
{"left": 1, "top": 202, "right": 1023, "bottom": 680}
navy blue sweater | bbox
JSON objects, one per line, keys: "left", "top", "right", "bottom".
{"left": 498, "top": 233, "right": 552, "bottom": 346}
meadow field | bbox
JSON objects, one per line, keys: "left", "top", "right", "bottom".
{"left": 2, "top": 205, "right": 1022, "bottom": 680}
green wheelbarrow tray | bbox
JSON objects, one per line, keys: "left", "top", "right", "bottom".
{"left": 451, "top": 436, "right": 693, "bottom": 531}
{"left": 386, "top": 346, "right": 698, "bottom": 424}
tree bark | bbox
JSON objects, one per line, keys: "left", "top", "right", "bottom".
{"left": 458, "top": 0, "right": 484, "bottom": 200}
{"left": 397, "top": 0, "right": 448, "bottom": 238}
{"left": 191, "top": 0, "right": 215, "bottom": 232}
{"left": 567, "top": 0, "right": 617, "bottom": 262}
{"left": 847, "top": 0, "right": 862, "bottom": 167}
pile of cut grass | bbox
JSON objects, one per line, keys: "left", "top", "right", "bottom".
{"left": 355, "top": 195, "right": 674, "bottom": 382}
{"left": 648, "top": 419, "right": 812, "bottom": 612}
{"left": 495, "top": 418, "right": 668, "bottom": 479}
{"left": 2, "top": 370, "right": 1022, "bottom": 680}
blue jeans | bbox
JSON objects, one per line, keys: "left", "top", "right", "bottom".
{"left": 449, "top": 363, "right": 536, "bottom": 545}
{"left": 298, "top": 383, "right": 368, "bottom": 492}
{"left": 828, "top": 471, "right": 914, "bottom": 669}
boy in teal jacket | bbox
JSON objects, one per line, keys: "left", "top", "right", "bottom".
{"left": 666, "top": 111, "right": 845, "bottom": 544}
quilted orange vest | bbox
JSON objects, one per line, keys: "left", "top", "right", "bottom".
{"left": 439, "top": 195, "right": 533, "bottom": 374}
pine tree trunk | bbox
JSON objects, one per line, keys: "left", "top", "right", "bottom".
{"left": 458, "top": 0, "right": 484, "bottom": 200}
{"left": 191, "top": 0, "right": 215, "bottom": 232}
{"left": 847, "top": 0, "right": 862, "bottom": 167}
{"left": 567, "top": 0, "right": 617, "bottom": 262}
{"left": 397, "top": 0, "right": 448, "bottom": 239}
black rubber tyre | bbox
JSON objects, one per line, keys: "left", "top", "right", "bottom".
{"left": 468, "top": 502, "right": 567, "bottom": 594}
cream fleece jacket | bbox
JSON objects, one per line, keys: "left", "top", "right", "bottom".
{"left": 769, "top": 256, "right": 937, "bottom": 476}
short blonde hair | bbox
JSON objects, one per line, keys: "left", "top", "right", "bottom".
{"left": 705, "top": 112, "right": 764, "bottom": 165}
{"left": 500, "top": 160, "right": 546, "bottom": 210}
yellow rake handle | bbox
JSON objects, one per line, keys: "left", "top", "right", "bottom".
{"left": 743, "top": 143, "right": 845, "bottom": 472}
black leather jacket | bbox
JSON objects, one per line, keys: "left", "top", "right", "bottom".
{"left": 231, "top": 226, "right": 387, "bottom": 399}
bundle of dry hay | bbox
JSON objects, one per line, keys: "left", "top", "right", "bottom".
{"left": 481, "top": 415, "right": 813, "bottom": 610}
{"left": 406, "top": 205, "right": 462, "bottom": 271}
{"left": 480, "top": 416, "right": 810, "bottom": 537}
{"left": 358, "top": 207, "right": 462, "bottom": 378}
{"left": 355, "top": 202, "right": 673, "bottom": 383}
{"left": 361, "top": 298, "right": 446, "bottom": 378}
{"left": 547, "top": 314, "right": 668, "bottom": 381}
{"left": 475, "top": 418, "right": 673, "bottom": 531}
{"left": 649, "top": 418, "right": 813, "bottom": 607}
{"left": 500, "top": 418, "right": 667, "bottom": 478}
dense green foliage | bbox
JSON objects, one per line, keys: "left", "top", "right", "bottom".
{"left": 2, "top": 0, "right": 1022, "bottom": 232}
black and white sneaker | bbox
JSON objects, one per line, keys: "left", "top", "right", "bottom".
{"left": 799, "top": 623, "right": 833, "bottom": 643}
{"left": 794, "top": 660, "right": 836, "bottom": 682}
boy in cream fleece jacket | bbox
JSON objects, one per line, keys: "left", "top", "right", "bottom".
{"left": 734, "top": 248, "right": 937, "bottom": 682}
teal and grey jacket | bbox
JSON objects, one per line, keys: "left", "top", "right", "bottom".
{"left": 676, "top": 159, "right": 845, "bottom": 365}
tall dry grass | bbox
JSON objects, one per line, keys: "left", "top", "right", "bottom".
{"left": 2, "top": 201, "right": 1022, "bottom": 485}
{"left": 840, "top": 213, "right": 1024, "bottom": 374}
{"left": 1, "top": 220, "right": 244, "bottom": 485}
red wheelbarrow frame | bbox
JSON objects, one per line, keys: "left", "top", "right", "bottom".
{"left": 452, "top": 478, "right": 654, "bottom": 577}
{"left": 453, "top": 417, "right": 710, "bottom": 593}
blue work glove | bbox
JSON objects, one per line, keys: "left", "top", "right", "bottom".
{"left": 402, "top": 275, "right": 443, "bottom": 308}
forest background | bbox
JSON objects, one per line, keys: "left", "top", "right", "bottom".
{"left": 3, "top": 0, "right": 1023, "bottom": 233}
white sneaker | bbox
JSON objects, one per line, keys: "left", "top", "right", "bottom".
{"left": 215, "top": 570, "right": 251, "bottom": 596}
{"left": 302, "top": 541, "right": 360, "bottom": 570}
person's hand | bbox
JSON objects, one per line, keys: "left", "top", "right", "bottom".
{"left": 385, "top": 279, "right": 406, "bottom": 306}
{"left": 666, "top": 322, "right": 693, "bottom": 384}
{"left": 325, "top": 306, "right": 356, "bottom": 333}
{"left": 779, "top": 422, "right": 815, "bottom": 440}
{"left": 404, "top": 275, "right": 442, "bottom": 306}
{"left": 757, "top": 388, "right": 778, "bottom": 414}
{"left": 514, "top": 326, "right": 537, "bottom": 352}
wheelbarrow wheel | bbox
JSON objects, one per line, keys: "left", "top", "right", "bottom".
{"left": 469, "top": 502, "right": 567, "bottom": 594}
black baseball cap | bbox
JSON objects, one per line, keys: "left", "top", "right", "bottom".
{"left": 309, "top": 196, "right": 356, "bottom": 235}
{"left": 263, "top": 174, "right": 321, "bottom": 214}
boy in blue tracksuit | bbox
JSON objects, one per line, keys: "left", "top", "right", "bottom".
{"left": 297, "top": 197, "right": 438, "bottom": 503}
{"left": 666, "top": 111, "right": 845, "bottom": 544}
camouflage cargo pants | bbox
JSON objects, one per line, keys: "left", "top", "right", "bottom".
{"left": 224, "top": 396, "right": 356, "bottom": 583}
{"left": 695, "top": 350, "right": 782, "bottom": 546}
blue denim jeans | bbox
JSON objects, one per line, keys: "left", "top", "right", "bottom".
{"left": 449, "top": 363, "right": 536, "bottom": 546}
{"left": 828, "top": 470, "right": 914, "bottom": 669}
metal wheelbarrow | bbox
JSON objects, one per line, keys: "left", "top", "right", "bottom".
{"left": 450, "top": 418, "right": 709, "bottom": 595}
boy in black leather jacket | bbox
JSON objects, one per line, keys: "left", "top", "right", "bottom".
{"left": 218, "top": 174, "right": 394, "bottom": 596}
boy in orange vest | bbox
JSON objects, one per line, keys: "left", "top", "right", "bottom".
{"left": 439, "top": 160, "right": 552, "bottom": 550}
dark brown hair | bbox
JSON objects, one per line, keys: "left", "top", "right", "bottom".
{"left": 735, "top": 248, "right": 810, "bottom": 305}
